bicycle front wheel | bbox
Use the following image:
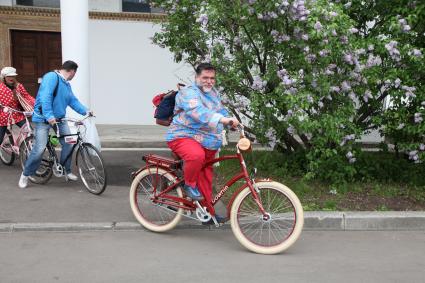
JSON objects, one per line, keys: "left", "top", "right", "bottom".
{"left": 76, "top": 143, "right": 107, "bottom": 195}
{"left": 19, "top": 136, "right": 53, "bottom": 184}
{"left": 230, "top": 181, "right": 304, "bottom": 255}
{"left": 129, "top": 168, "right": 183, "bottom": 232}
{"left": 0, "top": 130, "right": 15, "bottom": 165}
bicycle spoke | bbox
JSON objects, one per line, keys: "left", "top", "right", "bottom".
{"left": 236, "top": 187, "right": 298, "bottom": 248}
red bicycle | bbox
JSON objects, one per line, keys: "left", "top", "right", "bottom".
{"left": 129, "top": 125, "right": 304, "bottom": 254}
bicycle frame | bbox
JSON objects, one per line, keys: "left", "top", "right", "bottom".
{"left": 140, "top": 148, "right": 268, "bottom": 219}
{"left": 0, "top": 108, "right": 32, "bottom": 155}
{"left": 45, "top": 131, "right": 83, "bottom": 169}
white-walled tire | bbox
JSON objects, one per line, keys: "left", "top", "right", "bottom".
{"left": 230, "top": 181, "right": 304, "bottom": 254}
{"left": 130, "top": 168, "right": 183, "bottom": 232}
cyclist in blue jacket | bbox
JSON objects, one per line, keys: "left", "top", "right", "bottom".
{"left": 19, "top": 60, "right": 90, "bottom": 189}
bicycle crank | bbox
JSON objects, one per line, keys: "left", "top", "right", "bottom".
{"left": 194, "top": 203, "right": 212, "bottom": 223}
{"left": 53, "top": 162, "right": 64, "bottom": 177}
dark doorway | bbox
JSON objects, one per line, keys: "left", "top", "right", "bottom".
{"left": 11, "top": 30, "right": 62, "bottom": 96}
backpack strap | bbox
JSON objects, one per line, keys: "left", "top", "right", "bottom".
{"left": 39, "top": 72, "right": 60, "bottom": 115}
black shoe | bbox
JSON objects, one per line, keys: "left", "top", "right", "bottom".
{"left": 202, "top": 215, "right": 227, "bottom": 225}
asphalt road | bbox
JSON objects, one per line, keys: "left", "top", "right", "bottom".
{"left": 0, "top": 230, "right": 424, "bottom": 283}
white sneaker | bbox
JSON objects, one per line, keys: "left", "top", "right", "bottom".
{"left": 18, "top": 173, "right": 29, "bottom": 189}
{"left": 66, "top": 173, "right": 78, "bottom": 181}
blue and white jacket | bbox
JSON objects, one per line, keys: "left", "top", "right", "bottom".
{"left": 32, "top": 71, "right": 87, "bottom": 123}
{"left": 166, "top": 83, "right": 229, "bottom": 150}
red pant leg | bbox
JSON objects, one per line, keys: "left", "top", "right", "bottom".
{"left": 197, "top": 148, "right": 217, "bottom": 204}
{"left": 167, "top": 138, "right": 205, "bottom": 188}
{"left": 167, "top": 138, "right": 217, "bottom": 203}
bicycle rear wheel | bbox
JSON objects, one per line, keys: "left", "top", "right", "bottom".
{"left": 0, "top": 130, "right": 15, "bottom": 165}
{"left": 130, "top": 167, "right": 183, "bottom": 232}
{"left": 230, "top": 181, "right": 304, "bottom": 255}
{"left": 19, "top": 136, "right": 53, "bottom": 184}
{"left": 76, "top": 143, "right": 107, "bottom": 195}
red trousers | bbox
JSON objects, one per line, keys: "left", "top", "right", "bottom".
{"left": 167, "top": 138, "right": 217, "bottom": 204}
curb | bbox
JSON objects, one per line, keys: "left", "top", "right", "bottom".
{"left": 1, "top": 212, "right": 425, "bottom": 232}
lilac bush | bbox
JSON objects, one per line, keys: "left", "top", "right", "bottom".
{"left": 152, "top": 0, "right": 425, "bottom": 182}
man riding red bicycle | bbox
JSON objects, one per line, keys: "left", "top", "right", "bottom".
{"left": 166, "top": 63, "right": 239, "bottom": 222}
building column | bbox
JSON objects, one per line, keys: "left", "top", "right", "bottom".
{"left": 60, "top": 0, "right": 90, "bottom": 111}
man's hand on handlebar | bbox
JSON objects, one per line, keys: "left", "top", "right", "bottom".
{"left": 48, "top": 118, "right": 57, "bottom": 126}
{"left": 220, "top": 117, "right": 239, "bottom": 129}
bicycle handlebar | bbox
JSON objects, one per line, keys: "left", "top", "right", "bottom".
{"left": 0, "top": 103, "right": 33, "bottom": 116}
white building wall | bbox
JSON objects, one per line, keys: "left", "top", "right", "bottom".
{"left": 89, "top": 0, "right": 121, "bottom": 12}
{"left": 88, "top": 20, "right": 193, "bottom": 125}
{"left": 0, "top": 0, "right": 12, "bottom": 6}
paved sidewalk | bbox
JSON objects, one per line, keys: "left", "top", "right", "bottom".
{"left": 97, "top": 124, "right": 243, "bottom": 148}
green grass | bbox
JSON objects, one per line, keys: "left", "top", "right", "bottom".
{"left": 213, "top": 149, "right": 425, "bottom": 211}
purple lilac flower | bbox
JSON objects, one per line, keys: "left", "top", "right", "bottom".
{"left": 340, "top": 134, "right": 355, "bottom": 146}
{"left": 277, "top": 69, "right": 288, "bottom": 79}
{"left": 420, "top": 144, "right": 425, "bottom": 151}
{"left": 324, "top": 69, "right": 334, "bottom": 75}
{"left": 366, "top": 54, "right": 382, "bottom": 68}
{"left": 331, "top": 29, "right": 337, "bottom": 36}
{"left": 340, "top": 36, "right": 349, "bottom": 44}
{"left": 346, "top": 151, "right": 353, "bottom": 159}
{"left": 344, "top": 2, "right": 352, "bottom": 8}
{"left": 301, "top": 34, "right": 309, "bottom": 41}
{"left": 287, "top": 125, "right": 296, "bottom": 135}
{"left": 330, "top": 86, "right": 341, "bottom": 93}
{"left": 397, "top": 123, "right": 405, "bottom": 130}
{"left": 314, "top": 21, "right": 323, "bottom": 31}
{"left": 408, "top": 150, "right": 419, "bottom": 161}
{"left": 306, "top": 54, "right": 316, "bottom": 63}
{"left": 319, "top": 49, "right": 330, "bottom": 57}
{"left": 349, "top": 27, "right": 359, "bottom": 34}
{"left": 318, "top": 101, "right": 324, "bottom": 108}
{"left": 349, "top": 158, "right": 357, "bottom": 164}
{"left": 394, "top": 78, "right": 401, "bottom": 88}
{"left": 196, "top": 14, "right": 208, "bottom": 26}
{"left": 363, "top": 90, "right": 373, "bottom": 102}
{"left": 414, "top": 113, "right": 423, "bottom": 123}
{"left": 265, "top": 128, "right": 277, "bottom": 148}
{"left": 341, "top": 81, "right": 351, "bottom": 92}
{"left": 343, "top": 53, "right": 354, "bottom": 65}
{"left": 329, "top": 11, "right": 338, "bottom": 17}
{"left": 399, "top": 18, "right": 411, "bottom": 32}
{"left": 307, "top": 95, "right": 314, "bottom": 103}
{"left": 348, "top": 92, "right": 356, "bottom": 101}
{"left": 402, "top": 85, "right": 416, "bottom": 98}
{"left": 385, "top": 41, "right": 401, "bottom": 62}
{"left": 252, "top": 76, "right": 267, "bottom": 91}
{"left": 409, "top": 49, "right": 423, "bottom": 58}
{"left": 289, "top": 0, "right": 310, "bottom": 22}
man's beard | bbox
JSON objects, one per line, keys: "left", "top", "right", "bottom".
{"left": 201, "top": 86, "right": 213, "bottom": 93}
